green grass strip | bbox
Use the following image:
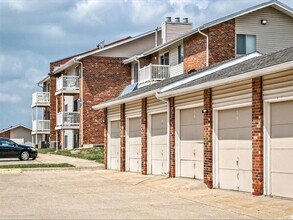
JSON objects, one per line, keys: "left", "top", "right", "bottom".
{"left": 0, "top": 163, "right": 75, "bottom": 169}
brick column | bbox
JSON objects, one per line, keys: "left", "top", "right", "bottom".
{"left": 252, "top": 77, "right": 264, "bottom": 196}
{"left": 141, "top": 98, "right": 147, "bottom": 175}
{"left": 103, "top": 108, "right": 108, "bottom": 169}
{"left": 49, "top": 76, "right": 56, "bottom": 142}
{"left": 169, "top": 97, "right": 175, "bottom": 178}
{"left": 120, "top": 104, "right": 126, "bottom": 172}
{"left": 204, "top": 89, "right": 213, "bottom": 188}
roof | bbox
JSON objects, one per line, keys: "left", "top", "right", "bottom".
{"left": 92, "top": 52, "right": 261, "bottom": 109}
{"left": 52, "top": 28, "right": 160, "bottom": 75}
{"left": 123, "top": 0, "right": 293, "bottom": 64}
{"left": 0, "top": 124, "right": 32, "bottom": 133}
{"left": 37, "top": 75, "right": 50, "bottom": 86}
{"left": 158, "top": 46, "right": 293, "bottom": 98}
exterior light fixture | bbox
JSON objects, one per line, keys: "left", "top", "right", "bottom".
{"left": 202, "top": 109, "right": 208, "bottom": 114}
{"left": 261, "top": 19, "right": 268, "bottom": 25}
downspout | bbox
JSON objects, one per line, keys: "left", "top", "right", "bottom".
{"left": 198, "top": 28, "right": 209, "bottom": 67}
{"left": 73, "top": 58, "right": 83, "bottom": 147}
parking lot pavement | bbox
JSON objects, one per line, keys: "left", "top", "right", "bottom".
{"left": 0, "top": 153, "right": 103, "bottom": 169}
{"left": 0, "top": 169, "right": 292, "bottom": 219}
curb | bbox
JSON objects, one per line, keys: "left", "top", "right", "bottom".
{"left": 0, "top": 169, "right": 22, "bottom": 174}
{"left": 21, "top": 166, "right": 105, "bottom": 172}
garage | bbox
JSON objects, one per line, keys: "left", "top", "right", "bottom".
{"left": 150, "top": 112, "right": 168, "bottom": 175}
{"left": 179, "top": 107, "right": 203, "bottom": 179}
{"left": 270, "top": 101, "right": 293, "bottom": 198}
{"left": 109, "top": 120, "right": 120, "bottom": 170}
{"left": 218, "top": 106, "right": 252, "bottom": 192}
{"left": 128, "top": 117, "right": 141, "bottom": 173}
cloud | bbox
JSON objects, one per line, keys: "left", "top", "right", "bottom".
{"left": 0, "top": 92, "right": 21, "bottom": 103}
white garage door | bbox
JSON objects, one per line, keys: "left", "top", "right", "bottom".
{"left": 128, "top": 117, "right": 141, "bottom": 173}
{"left": 180, "top": 107, "right": 203, "bottom": 179}
{"left": 151, "top": 112, "right": 168, "bottom": 175}
{"left": 109, "top": 120, "right": 120, "bottom": 170}
{"left": 270, "top": 101, "right": 293, "bottom": 198}
{"left": 218, "top": 106, "right": 252, "bottom": 192}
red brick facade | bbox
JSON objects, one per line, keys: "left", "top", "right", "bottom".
{"left": 169, "top": 97, "right": 175, "bottom": 178}
{"left": 0, "top": 130, "right": 10, "bottom": 138}
{"left": 252, "top": 77, "right": 264, "bottom": 196}
{"left": 141, "top": 98, "right": 148, "bottom": 175}
{"left": 203, "top": 89, "right": 213, "bottom": 189}
{"left": 139, "top": 52, "right": 159, "bottom": 68}
{"left": 120, "top": 104, "right": 126, "bottom": 172}
{"left": 183, "top": 19, "right": 235, "bottom": 73}
{"left": 103, "top": 108, "right": 108, "bottom": 169}
{"left": 80, "top": 56, "right": 131, "bottom": 146}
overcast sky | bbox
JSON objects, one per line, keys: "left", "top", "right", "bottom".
{"left": 0, "top": 0, "right": 292, "bottom": 130}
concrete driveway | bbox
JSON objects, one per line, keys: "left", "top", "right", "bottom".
{"left": 0, "top": 169, "right": 292, "bottom": 219}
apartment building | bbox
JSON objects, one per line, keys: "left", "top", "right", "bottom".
{"left": 93, "top": 0, "right": 293, "bottom": 199}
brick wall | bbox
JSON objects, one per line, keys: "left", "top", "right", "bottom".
{"left": 81, "top": 56, "right": 131, "bottom": 145}
{"left": 204, "top": 89, "right": 213, "bottom": 189}
{"left": 252, "top": 77, "right": 264, "bottom": 196}
{"left": 183, "top": 19, "right": 235, "bottom": 73}
{"left": 0, "top": 130, "right": 10, "bottom": 138}
{"left": 169, "top": 97, "right": 175, "bottom": 178}
{"left": 141, "top": 98, "right": 147, "bottom": 175}
{"left": 120, "top": 104, "right": 126, "bottom": 172}
{"left": 139, "top": 52, "right": 158, "bottom": 68}
{"left": 103, "top": 108, "right": 108, "bottom": 169}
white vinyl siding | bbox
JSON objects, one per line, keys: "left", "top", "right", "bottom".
{"left": 108, "top": 106, "right": 120, "bottom": 121}
{"left": 162, "top": 22, "right": 192, "bottom": 43}
{"left": 236, "top": 6, "right": 293, "bottom": 54}
{"left": 147, "top": 96, "right": 167, "bottom": 114}
{"left": 212, "top": 80, "right": 252, "bottom": 108}
{"left": 175, "top": 91, "right": 203, "bottom": 108}
{"left": 125, "top": 100, "right": 141, "bottom": 118}
{"left": 263, "top": 70, "right": 293, "bottom": 101}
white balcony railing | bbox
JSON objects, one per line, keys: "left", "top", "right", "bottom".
{"left": 56, "top": 76, "right": 79, "bottom": 93}
{"left": 138, "top": 64, "right": 170, "bottom": 86}
{"left": 32, "top": 120, "right": 50, "bottom": 133}
{"left": 32, "top": 92, "right": 50, "bottom": 106}
{"left": 57, "top": 112, "right": 79, "bottom": 127}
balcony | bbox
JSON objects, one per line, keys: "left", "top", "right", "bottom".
{"left": 56, "top": 112, "right": 79, "bottom": 130}
{"left": 138, "top": 64, "right": 170, "bottom": 87}
{"left": 32, "top": 120, "right": 50, "bottom": 134}
{"left": 55, "top": 76, "right": 79, "bottom": 95}
{"left": 32, "top": 92, "right": 50, "bottom": 107}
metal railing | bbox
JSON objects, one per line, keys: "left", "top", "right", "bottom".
{"left": 32, "top": 92, "right": 50, "bottom": 106}
{"left": 56, "top": 76, "right": 79, "bottom": 92}
{"left": 138, "top": 64, "right": 170, "bottom": 86}
{"left": 32, "top": 120, "right": 50, "bottom": 133}
{"left": 57, "top": 112, "right": 79, "bottom": 127}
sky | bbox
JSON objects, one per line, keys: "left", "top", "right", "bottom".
{"left": 0, "top": 0, "right": 293, "bottom": 130}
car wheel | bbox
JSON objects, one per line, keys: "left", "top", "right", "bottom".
{"left": 20, "top": 151, "right": 30, "bottom": 161}
{"left": 32, "top": 156, "right": 37, "bottom": 160}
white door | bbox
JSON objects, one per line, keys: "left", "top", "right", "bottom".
{"left": 109, "top": 120, "right": 120, "bottom": 170}
{"left": 180, "top": 107, "right": 203, "bottom": 179}
{"left": 270, "top": 101, "right": 293, "bottom": 198}
{"left": 128, "top": 117, "right": 141, "bottom": 173}
{"left": 151, "top": 112, "right": 168, "bottom": 175}
{"left": 218, "top": 106, "right": 252, "bottom": 192}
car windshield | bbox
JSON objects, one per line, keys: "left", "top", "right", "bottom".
{"left": 0, "top": 139, "right": 15, "bottom": 147}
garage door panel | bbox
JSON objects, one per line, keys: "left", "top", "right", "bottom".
{"left": 110, "top": 138, "right": 120, "bottom": 146}
{"left": 219, "top": 149, "right": 238, "bottom": 169}
{"left": 151, "top": 113, "right": 167, "bottom": 129}
{"left": 180, "top": 108, "right": 202, "bottom": 126}
{"left": 129, "top": 144, "right": 141, "bottom": 158}
{"left": 219, "top": 109, "right": 239, "bottom": 129}
{"left": 152, "top": 144, "right": 166, "bottom": 160}
{"left": 180, "top": 125, "right": 203, "bottom": 141}
{"left": 271, "top": 124, "right": 293, "bottom": 138}
{"left": 129, "top": 118, "right": 141, "bottom": 132}
{"left": 151, "top": 133, "right": 167, "bottom": 144}
{"left": 237, "top": 107, "right": 252, "bottom": 127}
{"left": 110, "top": 158, "right": 119, "bottom": 170}
{"left": 271, "top": 138, "right": 293, "bottom": 148}
{"left": 271, "top": 173, "right": 293, "bottom": 198}
{"left": 111, "top": 121, "right": 120, "bottom": 133}
{"left": 194, "top": 161, "right": 204, "bottom": 180}
{"left": 238, "top": 149, "right": 252, "bottom": 170}
{"left": 219, "top": 169, "right": 238, "bottom": 190}
{"left": 129, "top": 135, "right": 141, "bottom": 145}
{"left": 180, "top": 161, "right": 195, "bottom": 178}
{"left": 180, "top": 142, "right": 203, "bottom": 160}
{"left": 271, "top": 101, "right": 293, "bottom": 124}
{"left": 129, "top": 159, "right": 141, "bottom": 173}
{"left": 111, "top": 145, "right": 120, "bottom": 157}
{"left": 219, "top": 128, "right": 251, "bottom": 141}
{"left": 238, "top": 170, "right": 253, "bottom": 192}
{"left": 151, "top": 160, "right": 167, "bottom": 175}
{"left": 271, "top": 149, "right": 293, "bottom": 173}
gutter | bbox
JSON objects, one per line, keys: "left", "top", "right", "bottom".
{"left": 156, "top": 60, "right": 293, "bottom": 99}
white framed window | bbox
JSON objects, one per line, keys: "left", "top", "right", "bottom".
{"left": 178, "top": 45, "right": 184, "bottom": 64}
{"left": 237, "top": 34, "right": 256, "bottom": 55}
{"left": 131, "top": 62, "right": 138, "bottom": 84}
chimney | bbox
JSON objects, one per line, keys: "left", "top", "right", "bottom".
{"left": 161, "top": 17, "right": 192, "bottom": 44}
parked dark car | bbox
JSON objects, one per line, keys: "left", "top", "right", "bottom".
{"left": 0, "top": 138, "right": 38, "bottom": 160}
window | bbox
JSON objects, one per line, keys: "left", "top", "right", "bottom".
{"left": 0, "top": 139, "right": 15, "bottom": 147}
{"left": 73, "top": 99, "right": 78, "bottom": 112}
{"left": 237, "top": 34, "right": 256, "bottom": 55}
{"left": 178, "top": 45, "right": 184, "bottom": 64}
{"left": 160, "top": 52, "right": 169, "bottom": 65}
{"left": 132, "top": 63, "right": 138, "bottom": 83}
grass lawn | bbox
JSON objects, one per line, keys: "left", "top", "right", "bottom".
{"left": 38, "top": 147, "right": 104, "bottom": 164}
{"left": 0, "top": 163, "right": 74, "bottom": 169}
